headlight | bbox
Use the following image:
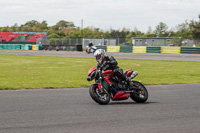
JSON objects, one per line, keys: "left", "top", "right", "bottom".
{"left": 87, "top": 76, "right": 92, "bottom": 81}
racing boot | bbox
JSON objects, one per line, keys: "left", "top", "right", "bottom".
{"left": 127, "top": 71, "right": 139, "bottom": 90}
{"left": 121, "top": 73, "right": 134, "bottom": 90}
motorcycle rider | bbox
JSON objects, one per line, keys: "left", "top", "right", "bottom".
{"left": 88, "top": 42, "right": 93, "bottom": 47}
{"left": 94, "top": 49, "right": 134, "bottom": 89}
{"left": 86, "top": 42, "right": 94, "bottom": 54}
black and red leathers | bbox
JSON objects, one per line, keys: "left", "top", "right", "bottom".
{"left": 97, "top": 56, "right": 127, "bottom": 82}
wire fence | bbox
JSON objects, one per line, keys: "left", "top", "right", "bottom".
{"left": 38, "top": 37, "right": 132, "bottom": 47}
{"left": 4, "top": 36, "right": 198, "bottom": 47}
{"left": 37, "top": 38, "right": 82, "bottom": 46}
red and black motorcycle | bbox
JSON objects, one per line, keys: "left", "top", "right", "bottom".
{"left": 87, "top": 66, "right": 148, "bottom": 105}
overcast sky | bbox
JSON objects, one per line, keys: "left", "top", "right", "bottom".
{"left": 0, "top": 0, "right": 199, "bottom": 32}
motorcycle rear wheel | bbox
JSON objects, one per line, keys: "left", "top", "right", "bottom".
{"left": 89, "top": 84, "right": 110, "bottom": 105}
{"left": 130, "top": 81, "right": 148, "bottom": 103}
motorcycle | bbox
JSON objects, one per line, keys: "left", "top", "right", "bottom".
{"left": 86, "top": 46, "right": 97, "bottom": 54}
{"left": 87, "top": 66, "right": 148, "bottom": 105}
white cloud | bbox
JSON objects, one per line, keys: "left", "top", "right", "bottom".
{"left": 0, "top": 0, "right": 199, "bottom": 32}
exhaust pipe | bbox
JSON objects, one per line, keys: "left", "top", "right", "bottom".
{"left": 131, "top": 71, "right": 138, "bottom": 79}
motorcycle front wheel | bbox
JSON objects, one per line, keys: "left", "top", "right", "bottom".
{"left": 89, "top": 84, "right": 110, "bottom": 105}
{"left": 130, "top": 81, "right": 148, "bottom": 103}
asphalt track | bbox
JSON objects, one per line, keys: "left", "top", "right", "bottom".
{"left": 0, "top": 50, "right": 200, "bottom": 62}
{"left": 0, "top": 84, "right": 200, "bottom": 133}
{"left": 0, "top": 50, "right": 200, "bottom": 133}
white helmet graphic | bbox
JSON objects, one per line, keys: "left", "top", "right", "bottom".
{"left": 94, "top": 49, "right": 106, "bottom": 63}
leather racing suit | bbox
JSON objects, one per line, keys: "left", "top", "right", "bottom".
{"left": 97, "top": 56, "right": 127, "bottom": 82}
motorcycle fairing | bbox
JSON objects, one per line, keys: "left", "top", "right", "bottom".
{"left": 93, "top": 82, "right": 130, "bottom": 101}
{"left": 102, "top": 70, "right": 115, "bottom": 76}
{"left": 88, "top": 66, "right": 96, "bottom": 76}
{"left": 104, "top": 76, "right": 113, "bottom": 85}
{"left": 112, "top": 91, "right": 130, "bottom": 101}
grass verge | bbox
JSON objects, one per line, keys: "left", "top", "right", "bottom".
{"left": 0, "top": 54, "right": 200, "bottom": 90}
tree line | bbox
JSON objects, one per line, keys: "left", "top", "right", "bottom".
{"left": 0, "top": 19, "right": 200, "bottom": 45}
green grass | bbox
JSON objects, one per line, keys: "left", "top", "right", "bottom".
{"left": 0, "top": 54, "right": 200, "bottom": 90}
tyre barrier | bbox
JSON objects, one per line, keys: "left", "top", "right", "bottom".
{"left": 0, "top": 44, "right": 199, "bottom": 54}
{"left": 96, "top": 46, "right": 107, "bottom": 52}
{"left": 0, "top": 44, "right": 83, "bottom": 52}
{"left": 0, "top": 44, "right": 21, "bottom": 50}
{"left": 147, "top": 47, "right": 160, "bottom": 53}
{"left": 160, "top": 46, "right": 180, "bottom": 54}
{"left": 96, "top": 46, "right": 200, "bottom": 54}
{"left": 181, "top": 47, "right": 200, "bottom": 54}
{"left": 133, "top": 46, "right": 147, "bottom": 53}
{"left": 120, "top": 46, "right": 133, "bottom": 53}
{"left": 107, "top": 46, "right": 120, "bottom": 52}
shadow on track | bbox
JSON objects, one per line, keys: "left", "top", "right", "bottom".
{"left": 108, "top": 101, "right": 158, "bottom": 105}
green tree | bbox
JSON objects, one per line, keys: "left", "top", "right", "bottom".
{"left": 37, "top": 21, "right": 48, "bottom": 31}
{"left": 48, "top": 33, "right": 60, "bottom": 38}
{"left": 134, "top": 28, "right": 144, "bottom": 37}
{"left": 24, "top": 20, "right": 39, "bottom": 27}
{"left": 190, "top": 20, "right": 200, "bottom": 42}
{"left": 53, "top": 20, "right": 75, "bottom": 30}
{"left": 154, "top": 22, "right": 168, "bottom": 37}
{"left": 126, "top": 32, "right": 134, "bottom": 45}
{"left": 0, "top": 27, "right": 9, "bottom": 32}
{"left": 146, "top": 26, "right": 156, "bottom": 37}
{"left": 10, "top": 23, "right": 18, "bottom": 32}
{"left": 103, "top": 31, "right": 111, "bottom": 38}
{"left": 175, "top": 20, "right": 192, "bottom": 39}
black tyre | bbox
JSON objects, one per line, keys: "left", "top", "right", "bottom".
{"left": 89, "top": 84, "right": 110, "bottom": 105}
{"left": 130, "top": 81, "right": 148, "bottom": 103}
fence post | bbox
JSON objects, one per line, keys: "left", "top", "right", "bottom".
{"left": 118, "top": 38, "right": 119, "bottom": 45}
{"left": 70, "top": 38, "right": 72, "bottom": 45}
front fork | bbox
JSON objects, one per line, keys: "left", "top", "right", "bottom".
{"left": 93, "top": 75, "right": 106, "bottom": 94}
{"left": 96, "top": 70, "right": 105, "bottom": 94}
{"left": 99, "top": 76, "right": 105, "bottom": 93}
